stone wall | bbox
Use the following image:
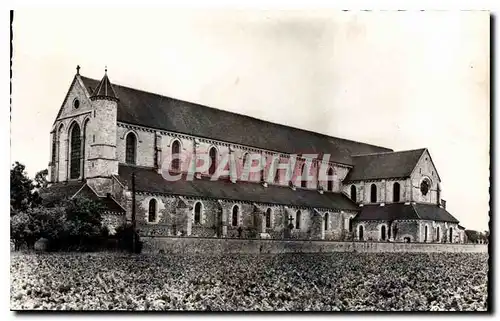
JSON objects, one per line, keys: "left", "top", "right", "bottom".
{"left": 343, "top": 178, "right": 409, "bottom": 205}
{"left": 353, "top": 219, "right": 462, "bottom": 244}
{"left": 411, "top": 149, "right": 440, "bottom": 204}
{"left": 131, "top": 193, "right": 357, "bottom": 241}
{"left": 102, "top": 213, "right": 126, "bottom": 234}
{"left": 114, "top": 122, "right": 348, "bottom": 191}
{"left": 141, "top": 237, "right": 488, "bottom": 254}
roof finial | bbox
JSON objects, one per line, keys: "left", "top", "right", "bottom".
{"left": 105, "top": 65, "right": 107, "bottom": 74}
{"left": 76, "top": 65, "right": 80, "bottom": 75}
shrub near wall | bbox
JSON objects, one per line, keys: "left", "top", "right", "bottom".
{"left": 141, "top": 237, "right": 488, "bottom": 254}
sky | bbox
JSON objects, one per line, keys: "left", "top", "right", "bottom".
{"left": 10, "top": 9, "right": 489, "bottom": 231}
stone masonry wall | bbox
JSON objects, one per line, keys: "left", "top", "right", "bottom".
{"left": 141, "top": 237, "right": 488, "bottom": 254}
{"left": 131, "top": 192, "right": 356, "bottom": 241}
{"left": 343, "top": 178, "right": 409, "bottom": 205}
{"left": 114, "top": 122, "right": 349, "bottom": 193}
{"left": 411, "top": 149, "right": 440, "bottom": 204}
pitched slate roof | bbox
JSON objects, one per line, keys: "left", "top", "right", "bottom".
{"left": 39, "top": 182, "right": 125, "bottom": 213}
{"left": 344, "top": 148, "right": 426, "bottom": 182}
{"left": 413, "top": 203, "right": 459, "bottom": 223}
{"left": 39, "top": 181, "right": 86, "bottom": 206}
{"left": 79, "top": 75, "right": 392, "bottom": 166}
{"left": 117, "top": 164, "right": 358, "bottom": 211}
{"left": 353, "top": 203, "right": 459, "bottom": 223}
{"left": 89, "top": 72, "right": 119, "bottom": 101}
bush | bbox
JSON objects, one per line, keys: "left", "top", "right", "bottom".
{"left": 10, "top": 197, "right": 108, "bottom": 252}
{"left": 114, "top": 223, "right": 143, "bottom": 253}
{"left": 10, "top": 206, "right": 66, "bottom": 250}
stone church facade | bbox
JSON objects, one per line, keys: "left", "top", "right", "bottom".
{"left": 41, "top": 67, "right": 465, "bottom": 244}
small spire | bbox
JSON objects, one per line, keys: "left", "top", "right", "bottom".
{"left": 76, "top": 65, "right": 80, "bottom": 75}
{"left": 90, "top": 68, "right": 118, "bottom": 102}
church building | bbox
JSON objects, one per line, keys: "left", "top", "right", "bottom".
{"left": 41, "top": 67, "right": 465, "bottom": 244}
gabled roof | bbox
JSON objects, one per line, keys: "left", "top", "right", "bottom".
{"left": 90, "top": 71, "right": 119, "bottom": 101}
{"left": 344, "top": 148, "right": 426, "bottom": 182}
{"left": 39, "top": 181, "right": 85, "bottom": 205}
{"left": 79, "top": 75, "right": 392, "bottom": 166}
{"left": 117, "top": 164, "right": 359, "bottom": 211}
{"left": 353, "top": 203, "right": 459, "bottom": 223}
{"left": 39, "top": 181, "right": 125, "bottom": 213}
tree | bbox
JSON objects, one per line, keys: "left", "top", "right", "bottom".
{"left": 10, "top": 197, "right": 107, "bottom": 252}
{"left": 10, "top": 162, "right": 41, "bottom": 214}
{"left": 10, "top": 206, "right": 67, "bottom": 250}
{"left": 10, "top": 211, "right": 32, "bottom": 250}
{"left": 62, "top": 197, "right": 105, "bottom": 250}
{"left": 34, "top": 169, "right": 49, "bottom": 189}
{"left": 484, "top": 230, "right": 490, "bottom": 244}
{"left": 465, "top": 230, "right": 480, "bottom": 243}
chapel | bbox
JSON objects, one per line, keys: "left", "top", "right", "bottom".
{"left": 40, "top": 67, "right": 466, "bottom": 244}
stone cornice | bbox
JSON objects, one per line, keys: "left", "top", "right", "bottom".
{"left": 55, "top": 110, "right": 92, "bottom": 122}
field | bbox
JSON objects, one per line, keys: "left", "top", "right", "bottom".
{"left": 10, "top": 252, "right": 489, "bottom": 311}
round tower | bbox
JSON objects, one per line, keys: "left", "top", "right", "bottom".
{"left": 87, "top": 68, "right": 119, "bottom": 193}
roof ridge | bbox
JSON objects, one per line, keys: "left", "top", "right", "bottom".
{"left": 80, "top": 75, "right": 392, "bottom": 152}
{"left": 351, "top": 148, "right": 426, "bottom": 158}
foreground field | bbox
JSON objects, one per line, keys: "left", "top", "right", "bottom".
{"left": 10, "top": 252, "right": 489, "bottom": 311}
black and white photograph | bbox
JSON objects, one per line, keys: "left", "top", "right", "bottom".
{"left": 8, "top": 8, "right": 490, "bottom": 312}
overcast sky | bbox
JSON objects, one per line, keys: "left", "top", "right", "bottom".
{"left": 11, "top": 9, "right": 489, "bottom": 231}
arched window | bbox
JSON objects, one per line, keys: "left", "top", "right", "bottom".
{"left": 125, "top": 133, "right": 137, "bottom": 165}
{"left": 324, "top": 213, "right": 329, "bottom": 231}
{"left": 424, "top": 225, "right": 429, "bottom": 242}
{"left": 348, "top": 217, "right": 353, "bottom": 232}
{"left": 82, "top": 119, "right": 89, "bottom": 178}
{"left": 274, "top": 168, "right": 280, "bottom": 184}
{"left": 296, "top": 210, "right": 301, "bottom": 229}
{"left": 370, "top": 184, "right": 377, "bottom": 203}
{"left": 194, "top": 202, "right": 202, "bottom": 225}
{"left": 51, "top": 131, "right": 57, "bottom": 164}
{"left": 327, "top": 167, "right": 334, "bottom": 191}
{"left": 69, "top": 122, "right": 81, "bottom": 179}
{"left": 232, "top": 205, "right": 239, "bottom": 227}
{"left": 381, "top": 225, "right": 387, "bottom": 241}
{"left": 436, "top": 226, "right": 441, "bottom": 242}
{"left": 350, "top": 185, "right": 357, "bottom": 202}
{"left": 148, "top": 199, "right": 157, "bottom": 223}
{"left": 57, "top": 124, "right": 64, "bottom": 182}
{"left": 449, "top": 227, "right": 453, "bottom": 243}
{"left": 171, "top": 140, "right": 181, "bottom": 171}
{"left": 243, "top": 153, "right": 250, "bottom": 170}
{"left": 265, "top": 208, "right": 272, "bottom": 228}
{"left": 393, "top": 182, "right": 400, "bottom": 202}
{"left": 359, "top": 225, "right": 364, "bottom": 241}
{"left": 300, "top": 164, "right": 307, "bottom": 188}
{"left": 209, "top": 147, "right": 217, "bottom": 176}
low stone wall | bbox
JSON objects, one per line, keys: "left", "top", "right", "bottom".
{"left": 141, "top": 237, "right": 488, "bottom": 254}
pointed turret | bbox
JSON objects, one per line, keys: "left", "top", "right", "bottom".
{"left": 90, "top": 67, "right": 119, "bottom": 101}
{"left": 86, "top": 66, "right": 119, "bottom": 187}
